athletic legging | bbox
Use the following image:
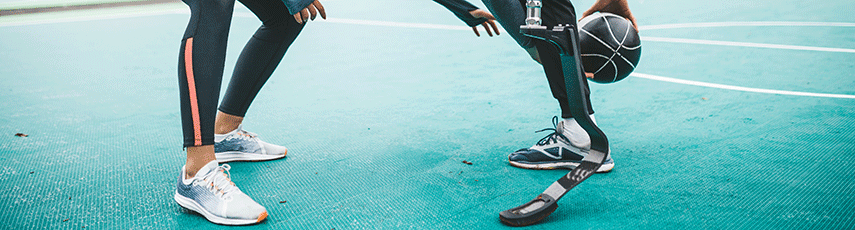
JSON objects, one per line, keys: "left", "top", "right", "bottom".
{"left": 177, "top": 0, "right": 304, "bottom": 147}
{"left": 481, "top": 0, "right": 593, "bottom": 118}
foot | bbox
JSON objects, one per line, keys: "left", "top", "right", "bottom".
{"left": 214, "top": 125, "right": 287, "bottom": 163}
{"left": 508, "top": 116, "right": 614, "bottom": 173}
{"left": 174, "top": 161, "right": 268, "bottom": 225}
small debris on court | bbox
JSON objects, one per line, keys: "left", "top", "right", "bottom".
{"left": 63, "top": 219, "right": 69, "bottom": 222}
{"left": 462, "top": 160, "right": 472, "bottom": 165}
{"left": 279, "top": 200, "right": 287, "bottom": 204}
{"left": 15, "top": 133, "right": 27, "bottom": 137}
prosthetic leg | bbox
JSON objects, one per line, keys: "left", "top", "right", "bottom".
{"left": 499, "top": 0, "right": 610, "bottom": 226}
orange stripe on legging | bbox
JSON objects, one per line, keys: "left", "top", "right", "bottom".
{"left": 184, "top": 37, "right": 202, "bottom": 146}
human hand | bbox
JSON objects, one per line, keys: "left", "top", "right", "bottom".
{"left": 581, "top": 0, "right": 637, "bottom": 31}
{"left": 468, "top": 9, "right": 499, "bottom": 37}
{"left": 293, "top": 0, "right": 326, "bottom": 24}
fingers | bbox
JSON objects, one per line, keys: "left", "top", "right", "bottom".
{"left": 585, "top": 72, "right": 594, "bottom": 79}
{"left": 487, "top": 20, "right": 499, "bottom": 35}
{"left": 626, "top": 15, "right": 638, "bottom": 31}
{"left": 300, "top": 8, "right": 309, "bottom": 22}
{"left": 472, "top": 20, "right": 500, "bottom": 37}
{"left": 308, "top": 4, "right": 317, "bottom": 20}
{"left": 313, "top": 0, "right": 326, "bottom": 19}
{"left": 293, "top": 13, "right": 303, "bottom": 24}
{"left": 294, "top": 0, "right": 326, "bottom": 24}
{"left": 481, "top": 22, "right": 493, "bottom": 37}
{"left": 293, "top": 9, "right": 309, "bottom": 24}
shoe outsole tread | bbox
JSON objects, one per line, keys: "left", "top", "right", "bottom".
{"left": 174, "top": 192, "right": 266, "bottom": 225}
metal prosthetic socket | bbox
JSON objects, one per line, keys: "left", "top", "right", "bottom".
{"left": 499, "top": 0, "right": 610, "bottom": 226}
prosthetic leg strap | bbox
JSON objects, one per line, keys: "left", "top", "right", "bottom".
{"left": 500, "top": 24, "right": 610, "bottom": 227}
{"left": 525, "top": 24, "right": 609, "bottom": 200}
{"left": 554, "top": 23, "right": 609, "bottom": 198}
{"left": 499, "top": 3, "right": 609, "bottom": 225}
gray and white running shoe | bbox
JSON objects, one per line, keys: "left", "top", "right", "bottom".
{"left": 174, "top": 161, "right": 268, "bottom": 225}
{"left": 214, "top": 125, "right": 287, "bottom": 163}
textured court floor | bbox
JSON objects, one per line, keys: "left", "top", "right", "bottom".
{"left": 1, "top": 0, "right": 854, "bottom": 229}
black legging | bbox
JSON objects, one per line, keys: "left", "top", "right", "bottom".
{"left": 177, "top": 0, "right": 304, "bottom": 147}
{"left": 534, "top": 0, "right": 594, "bottom": 119}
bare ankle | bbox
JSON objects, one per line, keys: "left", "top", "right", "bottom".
{"left": 185, "top": 145, "right": 217, "bottom": 179}
{"left": 215, "top": 111, "right": 244, "bottom": 134}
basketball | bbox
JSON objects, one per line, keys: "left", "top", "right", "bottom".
{"left": 578, "top": 12, "right": 641, "bottom": 84}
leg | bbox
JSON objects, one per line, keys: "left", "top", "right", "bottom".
{"left": 534, "top": 0, "right": 593, "bottom": 119}
{"left": 216, "top": 0, "right": 306, "bottom": 131}
{"left": 209, "top": 0, "right": 302, "bottom": 162}
{"left": 482, "top": 0, "right": 592, "bottom": 117}
{"left": 173, "top": 0, "right": 268, "bottom": 225}
{"left": 177, "top": 0, "right": 235, "bottom": 176}
{"left": 502, "top": 0, "right": 611, "bottom": 172}
{"left": 500, "top": 1, "right": 610, "bottom": 226}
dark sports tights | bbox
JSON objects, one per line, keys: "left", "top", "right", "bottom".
{"left": 481, "top": 0, "right": 593, "bottom": 118}
{"left": 533, "top": 0, "right": 594, "bottom": 119}
{"left": 177, "top": 0, "right": 304, "bottom": 147}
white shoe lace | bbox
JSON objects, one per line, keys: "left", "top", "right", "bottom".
{"left": 232, "top": 125, "right": 258, "bottom": 140}
{"left": 534, "top": 116, "right": 571, "bottom": 147}
{"left": 195, "top": 164, "right": 239, "bottom": 199}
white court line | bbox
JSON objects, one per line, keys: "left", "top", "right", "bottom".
{"left": 639, "top": 21, "right": 855, "bottom": 31}
{"left": 307, "top": 18, "right": 855, "bottom": 54}
{"left": 0, "top": 3, "right": 186, "bottom": 27}
{"left": 631, "top": 73, "right": 855, "bottom": 99}
{"left": 642, "top": 36, "right": 855, "bottom": 53}
{"left": 4, "top": 12, "right": 854, "bottom": 99}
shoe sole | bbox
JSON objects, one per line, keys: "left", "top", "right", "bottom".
{"left": 508, "top": 160, "right": 614, "bottom": 173}
{"left": 173, "top": 191, "right": 267, "bottom": 225}
{"left": 215, "top": 150, "right": 287, "bottom": 163}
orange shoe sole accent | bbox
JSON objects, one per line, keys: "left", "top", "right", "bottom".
{"left": 256, "top": 211, "right": 268, "bottom": 223}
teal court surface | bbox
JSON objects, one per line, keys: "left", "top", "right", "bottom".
{"left": 1, "top": 0, "right": 854, "bottom": 229}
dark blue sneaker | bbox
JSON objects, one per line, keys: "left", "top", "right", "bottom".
{"left": 508, "top": 117, "right": 614, "bottom": 172}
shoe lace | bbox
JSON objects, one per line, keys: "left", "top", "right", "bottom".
{"left": 534, "top": 116, "right": 569, "bottom": 146}
{"left": 197, "top": 164, "right": 238, "bottom": 199}
{"left": 233, "top": 125, "right": 258, "bottom": 140}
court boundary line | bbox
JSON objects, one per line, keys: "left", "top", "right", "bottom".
{"left": 631, "top": 73, "right": 855, "bottom": 99}
{"left": 642, "top": 36, "right": 855, "bottom": 53}
{"left": 638, "top": 21, "right": 855, "bottom": 30}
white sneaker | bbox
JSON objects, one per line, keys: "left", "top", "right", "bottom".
{"left": 174, "top": 160, "right": 268, "bottom": 225}
{"left": 214, "top": 124, "right": 287, "bottom": 163}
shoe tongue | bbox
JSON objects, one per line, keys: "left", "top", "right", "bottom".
{"left": 196, "top": 160, "right": 220, "bottom": 177}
